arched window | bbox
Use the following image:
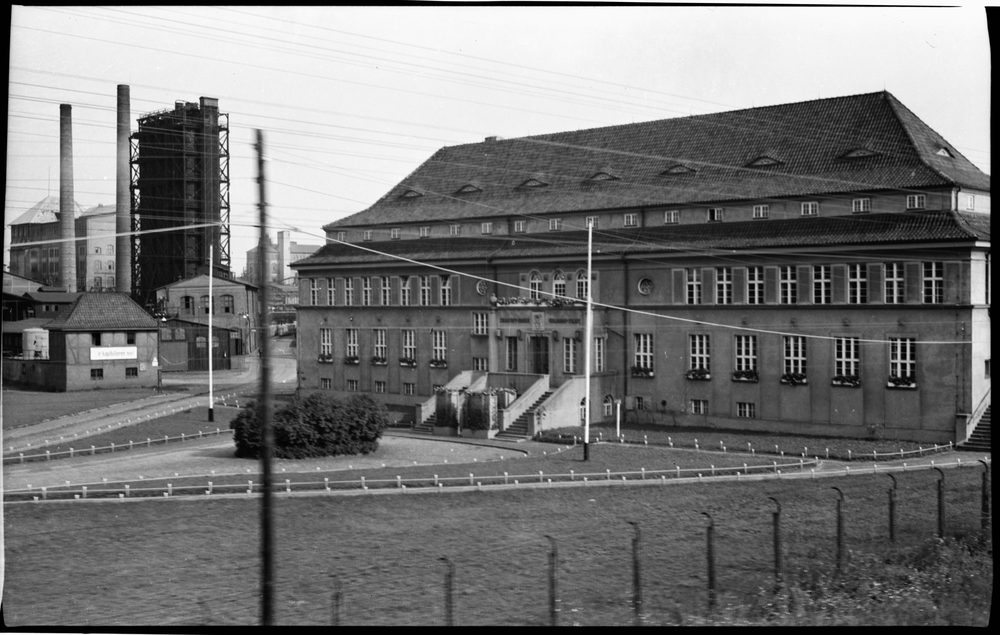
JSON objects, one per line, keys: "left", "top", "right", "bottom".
{"left": 93, "top": 276, "right": 102, "bottom": 290}
{"left": 576, "top": 270, "right": 589, "bottom": 300}
{"left": 94, "top": 261, "right": 102, "bottom": 272}
{"left": 94, "top": 247, "right": 102, "bottom": 255}
{"left": 529, "top": 272, "right": 542, "bottom": 301}
{"left": 107, "top": 276, "right": 115, "bottom": 289}
{"left": 222, "top": 294, "right": 235, "bottom": 313}
{"left": 107, "top": 245, "right": 114, "bottom": 254}
{"left": 553, "top": 271, "right": 566, "bottom": 297}
{"left": 107, "top": 260, "right": 114, "bottom": 271}
{"left": 182, "top": 296, "right": 194, "bottom": 313}
{"left": 201, "top": 295, "right": 212, "bottom": 314}
{"left": 603, "top": 395, "right": 615, "bottom": 417}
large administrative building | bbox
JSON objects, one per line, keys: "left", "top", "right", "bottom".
{"left": 292, "top": 92, "right": 990, "bottom": 445}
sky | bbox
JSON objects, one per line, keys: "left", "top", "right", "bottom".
{"left": 6, "top": 5, "right": 991, "bottom": 278}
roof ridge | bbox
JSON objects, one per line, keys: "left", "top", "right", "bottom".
{"left": 880, "top": 92, "right": 955, "bottom": 186}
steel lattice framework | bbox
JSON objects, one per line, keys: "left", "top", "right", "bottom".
{"left": 130, "top": 98, "right": 229, "bottom": 310}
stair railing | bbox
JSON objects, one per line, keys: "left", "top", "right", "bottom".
{"left": 500, "top": 375, "right": 550, "bottom": 433}
{"left": 959, "top": 386, "right": 991, "bottom": 445}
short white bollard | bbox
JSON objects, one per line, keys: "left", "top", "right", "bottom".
{"left": 607, "top": 469, "right": 611, "bottom": 481}
{"left": 167, "top": 484, "right": 172, "bottom": 496}
{"left": 286, "top": 479, "right": 291, "bottom": 494}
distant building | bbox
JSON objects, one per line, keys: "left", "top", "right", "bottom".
{"left": 244, "top": 231, "right": 321, "bottom": 285}
{"left": 1, "top": 293, "right": 159, "bottom": 391}
{"left": 7, "top": 196, "right": 84, "bottom": 288}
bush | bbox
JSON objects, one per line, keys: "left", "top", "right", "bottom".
{"left": 229, "top": 393, "right": 390, "bottom": 459}
{"left": 464, "top": 400, "right": 489, "bottom": 431}
{"left": 435, "top": 402, "right": 458, "bottom": 429}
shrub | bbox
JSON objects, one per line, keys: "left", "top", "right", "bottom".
{"left": 229, "top": 393, "right": 390, "bottom": 459}
{"left": 435, "top": 402, "right": 459, "bottom": 428}
{"left": 464, "top": 400, "right": 489, "bottom": 431}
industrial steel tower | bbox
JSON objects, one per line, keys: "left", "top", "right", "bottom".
{"left": 129, "top": 97, "right": 230, "bottom": 309}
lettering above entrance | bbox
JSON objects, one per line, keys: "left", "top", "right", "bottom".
{"left": 90, "top": 346, "right": 138, "bottom": 360}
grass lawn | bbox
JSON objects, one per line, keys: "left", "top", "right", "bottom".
{"left": 544, "top": 422, "right": 955, "bottom": 460}
{"left": 3, "top": 463, "right": 990, "bottom": 626}
{"left": 1, "top": 385, "right": 191, "bottom": 429}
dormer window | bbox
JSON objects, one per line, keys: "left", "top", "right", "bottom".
{"left": 841, "top": 148, "right": 881, "bottom": 159}
{"left": 456, "top": 184, "right": 482, "bottom": 194}
{"left": 746, "top": 156, "right": 782, "bottom": 168}
{"left": 400, "top": 189, "right": 423, "bottom": 198}
{"left": 588, "top": 171, "right": 618, "bottom": 181}
{"left": 661, "top": 164, "right": 697, "bottom": 176}
{"left": 936, "top": 147, "right": 954, "bottom": 158}
{"left": 520, "top": 178, "right": 548, "bottom": 188}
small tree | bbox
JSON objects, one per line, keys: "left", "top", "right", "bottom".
{"left": 230, "top": 393, "right": 390, "bottom": 459}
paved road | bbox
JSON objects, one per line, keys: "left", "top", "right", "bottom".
{"left": 3, "top": 339, "right": 298, "bottom": 453}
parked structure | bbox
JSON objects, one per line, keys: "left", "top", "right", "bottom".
{"left": 130, "top": 97, "right": 230, "bottom": 310}
{"left": 292, "top": 91, "right": 990, "bottom": 444}
{"left": 0, "top": 293, "right": 159, "bottom": 391}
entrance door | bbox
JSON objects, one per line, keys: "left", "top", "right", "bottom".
{"left": 529, "top": 336, "right": 550, "bottom": 374}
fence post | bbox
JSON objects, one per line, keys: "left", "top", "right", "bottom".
{"left": 769, "top": 497, "right": 782, "bottom": 587}
{"left": 980, "top": 460, "right": 991, "bottom": 532}
{"left": 628, "top": 521, "right": 642, "bottom": 625}
{"left": 330, "top": 574, "right": 342, "bottom": 626}
{"left": 887, "top": 474, "right": 897, "bottom": 543}
{"left": 933, "top": 467, "right": 945, "bottom": 538}
{"left": 702, "top": 513, "right": 716, "bottom": 611}
{"left": 545, "top": 535, "right": 558, "bottom": 626}
{"left": 439, "top": 556, "right": 455, "bottom": 627}
{"left": 832, "top": 487, "right": 845, "bottom": 575}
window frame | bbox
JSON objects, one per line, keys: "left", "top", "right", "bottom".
{"left": 432, "top": 330, "right": 448, "bottom": 361}
{"left": 689, "top": 334, "right": 710, "bottom": 371}
{"left": 848, "top": 263, "right": 868, "bottom": 304}
{"left": 752, "top": 204, "right": 769, "bottom": 219}
{"left": 746, "top": 266, "right": 764, "bottom": 305}
{"left": 548, "top": 218, "right": 562, "bottom": 231}
{"left": 884, "top": 263, "right": 904, "bottom": 304}
{"left": 707, "top": 207, "right": 724, "bottom": 222}
{"left": 634, "top": 333, "right": 653, "bottom": 370}
{"left": 889, "top": 337, "right": 916, "bottom": 380}
{"left": 783, "top": 336, "right": 807, "bottom": 376}
{"left": 906, "top": 194, "right": 926, "bottom": 210}
{"left": 835, "top": 336, "right": 860, "bottom": 377}
{"left": 664, "top": 210, "right": 679, "bottom": 224}
{"left": 779, "top": 266, "right": 798, "bottom": 304}
{"left": 852, "top": 198, "right": 871, "bottom": 213}
{"left": 563, "top": 338, "right": 578, "bottom": 374}
{"left": 735, "top": 335, "right": 757, "bottom": 372}
{"left": 800, "top": 201, "right": 819, "bottom": 216}
{"left": 686, "top": 268, "right": 702, "bottom": 304}
{"left": 623, "top": 213, "right": 638, "bottom": 227}
{"left": 346, "top": 328, "right": 358, "bottom": 358}
{"left": 922, "top": 262, "right": 943, "bottom": 304}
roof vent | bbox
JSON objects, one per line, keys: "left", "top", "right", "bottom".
{"left": 588, "top": 171, "right": 619, "bottom": 181}
{"left": 746, "top": 156, "right": 783, "bottom": 168}
{"left": 485, "top": 136, "right": 499, "bottom": 143}
{"left": 400, "top": 189, "right": 423, "bottom": 198}
{"left": 660, "top": 164, "right": 697, "bottom": 176}
{"left": 841, "top": 148, "right": 881, "bottom": 159}
{"left": 936, "top": 147, "right": 954, "bottom": 158}
{"left": 519, "top": 178, "right": 548, "bottom": 188}
{"left": 456, "top": 183, "right": 482, "bottom": 194}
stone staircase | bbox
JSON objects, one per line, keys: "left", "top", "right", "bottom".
{"left": 495, "top": 391, "right": 552, "bottom": 442}
{"left": 412, "top": 414, "right": 435, "bottom": 435}
{"left": 958, "top": 405, "right": 991, "bottom": 452}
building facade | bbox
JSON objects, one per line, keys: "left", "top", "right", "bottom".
{"left": 291, "top": 92, "right": 990, "bottom": 444}
{"left": 154, "top": 273, "right": 260, "bottom": 360}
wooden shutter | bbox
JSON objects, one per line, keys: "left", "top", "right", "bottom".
{"left": 672, "top": 269, "right": 685, "bottom": 304}
{"left": 945, "top": 262, "right": 962, "bottom": 304}
{"left": 764, "top": 267, "right": 778, "bottom": 304}
{"left": 701, "top": 268, "right": 715, "bottom": 305}
{"left": 733, "top": 267, "right": 746, "bottom": 304}
{"left": 832, "top": 265, "right": 847, "bottom": 304}
{"left": 867, "top": 263, "right": 884, "bottom": 304}
{"left": 797, "top": 266, "right": 811, "bottom": 304}
{"left": 904, "top": 263, "right": 921, "bottom": 304}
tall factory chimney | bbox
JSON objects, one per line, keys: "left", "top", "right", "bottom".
{"left": 59, "top": 104, "right": 77, "bottom": 293}
{"left": 116, "top": 85, "right": 132, "bottom": 293}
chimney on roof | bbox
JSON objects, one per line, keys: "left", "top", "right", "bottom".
{"left": 485, "top": 136, "right": 498, "bottom": 143}
{"left": 59, "top": 104, "right": 77, "bottom": 293}
{"left": 116, "top": 85, "right": 132, "bottom": 294}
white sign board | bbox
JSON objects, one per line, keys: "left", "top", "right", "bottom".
{"left": 90, "top": 346, "right": 138, "bottom": 361}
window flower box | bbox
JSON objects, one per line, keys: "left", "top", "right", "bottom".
{"left": 832, "top": 374, "right": 861, "bottom": 388}
{"left": 685, "top": 368, "right": 711, "bottom": 381}
{"left": 370, "top": 356, "right": 388, "bottom": 366}
{"left": 886, "top": 375, "right": 917, "bottom": 389}
{"left": 343, "top": 356, "right": 360, "bottom": 366}
{"left": 630, "top": 366, "right": 654, "bottom": 378}
{"left": 399, "top": 357, "right": 417, "bottom": 368}
{"left": 317, "top": 353, "right": 334, "bottom": 364}
{"left": 780, "top": 372, "right": 808, "bottom": 386}
{"left": 429, "top": 359, "right": 448, "bottom": 369}
{"left": 731, "top": 369, "right": 759, "bottom": 383}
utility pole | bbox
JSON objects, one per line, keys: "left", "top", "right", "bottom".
{"left": 208, "top": 249, "right": 214, "bottom": 422}
{"left": 583, "top": 218, "right": 593, "bottom": 461}
{"left": 256, "top": 129, "right": 275, "bottom": 626}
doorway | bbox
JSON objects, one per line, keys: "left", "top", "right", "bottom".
{"left": 529, "top": 336, "right": 550, "bottom": 374}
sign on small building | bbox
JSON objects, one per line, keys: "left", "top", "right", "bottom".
{"left": 90, "top": 346, "right": 138, "bottom": 361}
